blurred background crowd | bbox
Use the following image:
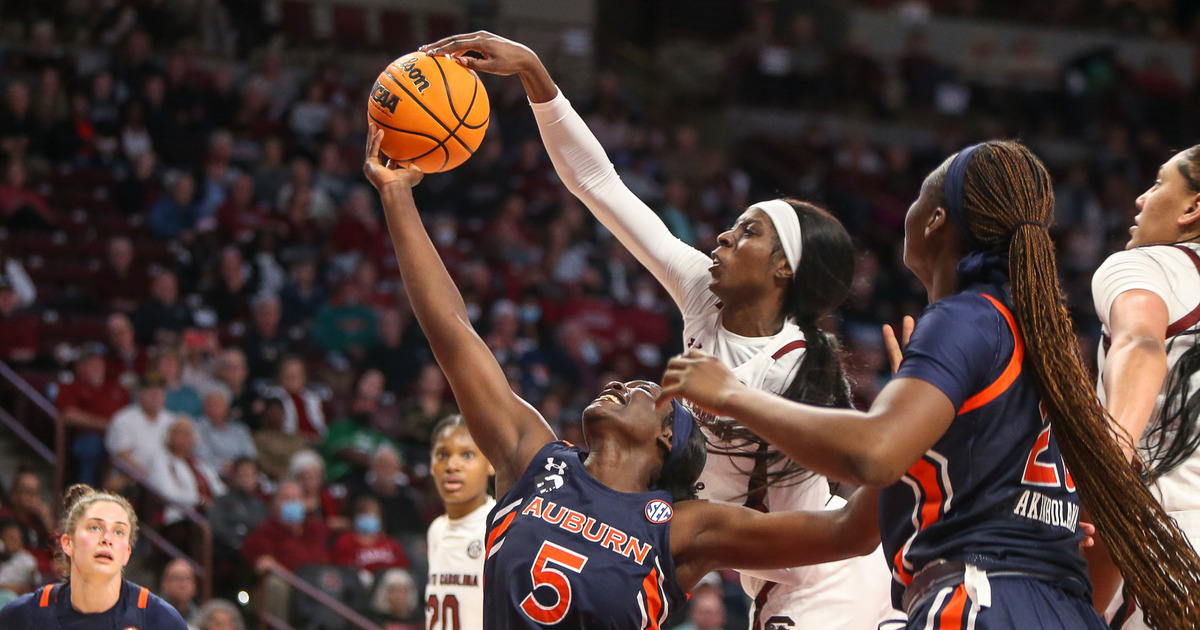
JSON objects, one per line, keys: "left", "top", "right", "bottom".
{"left": 0, "top": 0, "right": 1195, "bottom": 628}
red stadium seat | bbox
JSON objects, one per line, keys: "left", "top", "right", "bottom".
{"left": 380, "top": 10, "right": 415, "bottom": 50}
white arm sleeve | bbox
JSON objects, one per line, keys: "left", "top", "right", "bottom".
{"left": 1092, "top": 249, "right": 1173, "bottom": 328}
{"left": 530, "top": 92, "right": 712, "bottom": 314}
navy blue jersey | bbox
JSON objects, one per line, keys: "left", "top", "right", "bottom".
{"left": 0, "top": 579, "right": 188, "bottom": 629}
{"left": 885, "top": 286, "right": 1088, "bottom": 609}
{"left": 483, "top": 441, "right": 687, "bottom": 630}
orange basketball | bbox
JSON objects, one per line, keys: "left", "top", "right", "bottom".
{"left": 366, "top": 51, "right": 490, "bottom": 173}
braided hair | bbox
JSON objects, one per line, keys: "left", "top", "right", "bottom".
{"left": 932, "top": 140, "right": 1200, "bottom": 629}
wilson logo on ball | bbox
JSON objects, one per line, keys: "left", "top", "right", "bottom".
{"left": 399, "top": 56, "right": 431, "bottom": 93}
{"left": 644, "top": 499, "right": 673, "bottom": 523}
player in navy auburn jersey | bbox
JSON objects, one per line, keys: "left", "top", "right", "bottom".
{"left": 419, "top": 32, "right": 890, "bottom": 630}
{"left": 661, "top": 141, "right": 1200, "bottom": 630}
{"left": 0, "top": 483, "right": 188, "bottom": 629}
{"left": 1092, "top": 144, "right": 1200, "bottom": 629}
{"left": 363, "top": 124, "right": 883, "bottom": 630}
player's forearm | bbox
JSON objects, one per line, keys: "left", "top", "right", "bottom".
{"left": 516, "top": 56, "right": 557, "bottom": 103}
{"left": 380, "top": 184, "right": 479, "bottom": 359}
{"left": 1102, "top": 334, "right": 1167, "bottom": 460}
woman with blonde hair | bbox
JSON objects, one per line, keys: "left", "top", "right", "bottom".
{"left": 0, "top": 483, "right": 188, "bottom": 628}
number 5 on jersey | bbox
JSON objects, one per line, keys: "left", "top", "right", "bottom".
{"left": 521, "top": 541, "right": 589, "bottom": 624}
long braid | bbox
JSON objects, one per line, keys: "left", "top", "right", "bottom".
{"left": 955, "top": 142, "right": 1200, "bottom": 629}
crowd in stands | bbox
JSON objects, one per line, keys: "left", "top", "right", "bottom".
{"left": 0, "top": 0, "right": 1194, "bottom": 628}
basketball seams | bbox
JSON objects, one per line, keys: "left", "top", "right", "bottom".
{"left": 385, "top": 69, "right": 477, "bottom": 156}
{"left": 368, "top": 112, "right": 449, "bottom": 170}
{"left": 430, "top": 55, "right": 489, "bottom": 130}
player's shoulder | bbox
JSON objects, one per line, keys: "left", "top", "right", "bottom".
{"left": 137, "top": 587, "right": 189, "bottom": 628}
{"left": 0, "top": 589, "right": 42, "bottom": 628}
{"left": 1096, "top": 243, "right": 1190, "bottom": 277}
{"left": 921, "top": 290, "right": 1007, "bottom": 331}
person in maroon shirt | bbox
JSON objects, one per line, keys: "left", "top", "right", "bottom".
{"left": 330, "top": 496, "right": 408, "bottom": 574}
{"left": 242, "top": 479, "right": 331, "bottom": 622}
{"left": 56, "top": 345, "right": 130, "bottom": 485}
{"left": 104, "top": 313, "right": 150, "bottom": 388}
{"left": 1, "top": 471, "right": 55, "bottom": 576}
{"left": 242, "top": 480, "right": 331, "bottom": 574}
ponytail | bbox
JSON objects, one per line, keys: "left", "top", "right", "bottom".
{"left": 948, "top": 141, "right": 1200, "bottom": 629}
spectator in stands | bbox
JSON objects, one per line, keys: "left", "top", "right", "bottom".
{"left": 276, "top": 156, "right": 334, "bottom": 222}
{"left": 216, "top": 173, "right": 270, "bottom": 242}
{"left": 202, "top": 245, "right": 256, "bottom": 325}
{"left": 149, "top": 416, "right": 227, "bottom": 525}
{"left": 195, "top": 387, "right": 256, "bottom": 477}
{"left": 190, "top": 598, "right": 246, "bottom": 630}
{"left": 0, "top": 82, "right": 44, "bottom": 162}
{"left": 288, "top": 449, "right": 345, "bottom": 529}
{"left": 399, "top": 364, "right": 455, "bottom": 447}
{"left": 0, "top": 278, "right": 40, "bottom": 367}
{"left": 345, "top": 446, "right": 424, "bottom": 540}
{"left": 132, "top": 269, "right": 195, "bottom": 345}
{"left": 213, "top": 348, "right": 256, "bottom": 426}
{"left": 332, "top": 187, "right": 390, "bottom": 269}
{"left": 95, "top": 236, "right": 151, "bottom": 314}
{"left": 0, "top": 517, "right": 37, "bottom": 605}
{"left": 57, "top": 344, "right": 129, "bottom": 485}
{"left": 155, "top": 348, "right": 204, "bottom": 420}
{"left": 0, "top": 161, "right": 54, "bottom": 231}
{"left": 114, "top": 150, "right": 161, "bottom": 216}
{"left": 278, "top": 257, "right": 325, "bottom": 329}
{"left": 673, "top": 585, "right": 727, "bottom": 630}
{"left": 263, "top": 356, "right": 326, "bottom": 441}
{"left": 311, "top": 279, "right": 379, "bottom": 361}
{"left": 321, "top": 369, "right": 399, "bottom": 483}
{"left": 364, "top": 308, "right": 425, "bottom": 404}
{"left": 119, "top": 100, "right": 153, "bottom": 162}
{"left": 250, "top": 137, "right": 287, "bottom": 205}
{"left": 253, "top": 398, "right": 309, "bottom": 480}
{"left": 105, "top": 370, "right": 175, "bottom": 477}
{"left": 209, "top": 457, "right": 268, "bottom": 553}
{"left": 104, "top": 312, "right": 149, "bottom": 388}
{"left": 242, "top": 480, "right": 331, "bottom": 615}
{"left": 331, "top": 495, "right": 409, "bottom": 574}
{"left": 242, "top": 480, "right": 331, "bottom": 571}
{"left": 180, "top": 328, "right": 221, "bottom": 395}
{"left": 149, "top": 171, "right": 203, "bottom": 242}
{"left": 370, "top": 568, "right": 421, "bottom": 629}
{"left": 241, "top": 293, "right": 290, "bottom": 383}
{"left": 3, "top": 472, "right": 54, "bottom": 575}
{"left": 159, "top": 558, "right": 198, "bottom": 620}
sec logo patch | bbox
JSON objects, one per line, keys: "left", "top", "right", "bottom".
{"left": 467, "top": 539, "right": 483, "bottom": 559}
{"left": 644, "top": 499, "right": 673, "bottom": 523}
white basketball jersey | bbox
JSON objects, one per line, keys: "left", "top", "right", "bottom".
{"left": 1094, "top": 244, "right": 1200, "bottom": 630}
{"left": 425, "top": 498, "right": 495, "bottom": 630}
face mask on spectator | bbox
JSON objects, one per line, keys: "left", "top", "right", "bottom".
{"left": 279, "top": 500, "right": 306, "bottom": 525}
{"left": 354, "top": 514, "right": 382, "bottom": 535}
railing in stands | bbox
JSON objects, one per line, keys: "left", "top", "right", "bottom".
{"left": 258, "top": 564, "right": 383, "bottom": 630}
{"left": 0, "top": 360, "right": 212, "bottom": 601}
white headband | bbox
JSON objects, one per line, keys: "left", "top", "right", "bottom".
{"left": 750, "top": 199, "right": 802, "bottom": 273}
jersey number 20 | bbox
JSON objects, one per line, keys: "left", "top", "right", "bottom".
{"left": 521, "top": 541, "right": 589, "bottom": 624}
{"left": 427, "top": 594, "right": 459, "bottom": 630}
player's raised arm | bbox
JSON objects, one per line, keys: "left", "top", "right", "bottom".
{"left": 364, "top": 124, "right": 554, "bottom": 493}
{"left": 423, "top": 32, "right": 709, "bottom": 306}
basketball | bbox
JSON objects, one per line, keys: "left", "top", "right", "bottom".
{"left": 366, "top": 51, "right": 490, "bottom": 173}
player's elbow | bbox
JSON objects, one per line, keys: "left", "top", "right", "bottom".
{"left": 844, "top": 442, "right": 907, "bottom": 488}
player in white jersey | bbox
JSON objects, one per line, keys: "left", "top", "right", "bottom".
{"left": 426, "top": 415, "right": 496, "bottom": 630}
{"left": 420, "top": 32, "right": 893, "bottom": 630}
{"left": 1093, "top": 144, "right": 1200, "bottom": 629}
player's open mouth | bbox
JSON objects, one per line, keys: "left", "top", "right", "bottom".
{"left": 94, "top": 551, "right": 114, "bottom": 562}
{"left": 442, "top": 479, "right": 464, "bottom": 492}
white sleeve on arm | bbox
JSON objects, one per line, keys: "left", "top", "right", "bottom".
{"left": 1092, "top": 249, "right": 1173, "bottom": 328}
{"left": 530, "top": 91, "right": 712, "bottom": 313}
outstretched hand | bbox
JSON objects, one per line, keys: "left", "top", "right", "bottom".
{"left": 657, "top": 349, "right": 744, "bottom": 417}
{"left": 882, "top": 316, "right": 914, "bottom": 375}
{"left": 420, "top": 31, "right": 541, "bottom": 76}
{"left": 363, "top": 122, "right": 423, "bottom": 193}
